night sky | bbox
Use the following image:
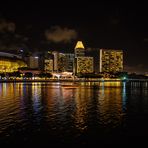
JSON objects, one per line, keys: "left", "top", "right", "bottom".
{"left": 0, "top": 1, "right": 148, "bottom": 73}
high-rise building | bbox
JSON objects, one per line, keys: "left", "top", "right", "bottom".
{"left": 65, "top": 53, "right": 74, "bottom": 72}
{"left": 44, "top": 59, "right": 53, "bottom": 72}
{"left": 76, "top": 57, "right": 94, "bottom": 74}
{"left": 74, "top": 41, "right": 94, "bottom": 74}
{"left": 58, "top": 53, "right": 74, "bottom": 72}
{"left": 52, "top": 51, "right": 59, "bottom": 72}
{"left": 85, "top": 47, "right": 100, "bottom": 73}
{"left": 100, "top": 49, "right": 123, "bottom": 73}
{"left": 24, "top": 52, "right": 46, "bottom": 70}
{"left": 27, "top": 56, "right": 39, "bottom": 69}
{"left": 52, "top": 51, "right": 74, "bottom": 73}
{"left": 74, "top": 41, "right": 85, "bottom": 57}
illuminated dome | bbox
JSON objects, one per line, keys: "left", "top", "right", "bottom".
{"left": 0, "top": 52, "right": 27, "bottom": 73}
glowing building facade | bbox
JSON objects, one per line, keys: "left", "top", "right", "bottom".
{"left": 27, "top": 56, "right": 39, "bottom": 69}
{"left": 76, "top": 57, "right": 94, "bottom": 73}
{"left": 44, "top": 59, "right": 53, "bottom": 72}
{"left": 52, "top": 51, "right": 59, "bottom": 72}
{"left": 74, "top": 41, "right": 94, "bottom": 74}
{"left": 100, "top": 49, "right": 123, "bottom": 73}
{"left": 0, "top": 52, "right": 27, "bottom": 73}
{"left": 58, "top": 53, "right": 74, "bottom": 72}
{"left": 74, "top": 41, "right": 85, "bottom": 57}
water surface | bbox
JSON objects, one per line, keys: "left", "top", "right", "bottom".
{"left": 0, "top": 81, "right": 148, "bottom": 146}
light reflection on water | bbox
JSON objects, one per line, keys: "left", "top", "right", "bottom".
{"left": 0, "top": 81, "right": 148, "bottom": 145}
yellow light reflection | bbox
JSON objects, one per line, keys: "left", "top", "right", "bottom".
{"left": 98, "top": 85, "right": 123, "bottom": 126}
{"left": 73, "top": 86, "right": 92, "bottom": 132}
{"left": 31, "top": 83, "right": 41, "bottom": 114}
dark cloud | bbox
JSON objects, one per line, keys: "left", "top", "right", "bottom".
{"left": 0, "top": 19, "right": 15, "bottom": 33}
{"left": 45, "top": 26, "right": 77, "bottom": 43}
{"left": 0, "top": 18, "right": 29, "bottom": 52}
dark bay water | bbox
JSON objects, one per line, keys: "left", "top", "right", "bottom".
{"left": 0, "top": 81, "right": 148, "bottom": 146}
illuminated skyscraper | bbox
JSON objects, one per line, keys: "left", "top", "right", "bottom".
{"left": 74, "top": 41, "right": 94, "bottom": 74}
{"left": 51, "top": 51, "right": 74, "bottom": 73}
{"left": 58, "top": 53, "right": 74, "bottom": 72}
{"left": 76, "top": 57, "right": 94, "bottom": 73}
{"left": 100, "top": 49, "right": 123, "bottom": 72}
{"left": 28, "top": 56, "right": 39, "bottom": 69}
{"left": 52, "top": 51, "right": 59, "bottom": 72}
{"left": 44, "top": 59, "right": 53, "bottom": 72}
{"left": 74, "top": 41, "right": 85, "bottom": 57}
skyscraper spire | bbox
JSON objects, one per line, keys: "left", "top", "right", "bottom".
{"left": 74, "top": 41, "right": 85, "bottom": 49}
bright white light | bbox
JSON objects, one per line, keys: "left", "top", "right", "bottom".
{"left": 123, "top": 77, "right": 126, "bottom": 80}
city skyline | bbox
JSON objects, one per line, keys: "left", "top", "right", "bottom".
{"left": 0, "top": 2, "right": 148, "bottom": 146}
{"left": 0, "top": 2, "right": 148, "bottom": 73}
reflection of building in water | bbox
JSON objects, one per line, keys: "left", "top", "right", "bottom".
{"left": 74, "top": 86, "right": 92, "bottom": 131}
{"left": 99, "top": 81, "right": 122, "bottom": 87}
{"left": 43, "top": 84, "right": 77, "bottom": 128}
{"left": 0, "top": 83, "right": 13, "bottom": 97}
{"left": 122, "top": 82, "right": 127, "bottom": 112}
{"left": 44, "top": 84, "right": 63, "bottom": 113}
{"left": 61, "top": 88, "right": 76, "bottom": 102}
{"left": 98, "top": 86, "right": 123, "bottom": 126}
{"left": 31, "top": 83, "right": 42, "bottom": 114}
{"left": 0, "top": 83, "right": 23, "bottom": 121}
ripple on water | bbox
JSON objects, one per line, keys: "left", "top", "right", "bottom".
{"left": 0, "top": 82, "right": 148, "bottom": 145}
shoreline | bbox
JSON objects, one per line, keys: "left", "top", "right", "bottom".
{"left": 0, "top": 78, "right": 148, "bottom": 83}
